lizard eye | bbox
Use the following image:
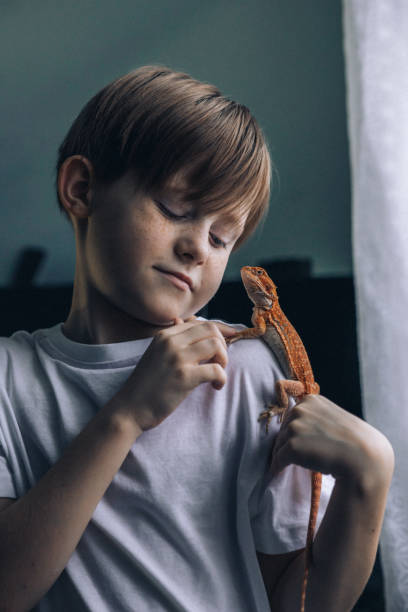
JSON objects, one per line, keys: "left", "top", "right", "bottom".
{"left": 256, "top": 269, "right": 263, "bottom": 275}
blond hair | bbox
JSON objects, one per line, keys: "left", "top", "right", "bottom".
{"left": 56, "top": 65, "right": 272, "bottom": 249}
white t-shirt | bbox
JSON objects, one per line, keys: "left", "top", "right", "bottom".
{"left": 0, "top": 321, "right": 335, "bottom": 611}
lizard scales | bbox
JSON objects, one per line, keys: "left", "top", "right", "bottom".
{"left": 263, "top": 306, "right": 318, "bottom": 395}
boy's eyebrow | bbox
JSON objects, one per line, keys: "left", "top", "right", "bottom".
{"left": 154, "top": 183, "right": 190, "bottom": 202}
{"left": 161, "top": 173, "right": 190, "bottom": 196}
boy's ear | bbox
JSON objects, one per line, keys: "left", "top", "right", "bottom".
{"left": 58, "top": 156, "right": 95, "bottom": 220}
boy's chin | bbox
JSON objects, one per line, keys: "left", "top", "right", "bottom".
{"left": 152, "top": 314, "right": 191, "bottom": 327}
{"left": 130, "top": 300, "right": 200, "bottom": 329}
{"left": 145, "top": 310, "right": 197, "bottom": 328}
{"left": 138, "top": 311, "right": 185, "bottom": 328}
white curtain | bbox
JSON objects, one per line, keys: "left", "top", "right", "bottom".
{"left": 343, "top": 1, "right": 408, "bottom": 609}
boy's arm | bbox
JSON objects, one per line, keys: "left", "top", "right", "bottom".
{"left": 0, "top": 319, "right": 231, "bottom": 612}
{"left": 0, "top": 498, "right": 15, "bottom": 511}
{"left": 268, "top": 464, "right": 392, "bottom": 612}
{"left": 0, "top": 402, "right": 143, "bottom": 612}
{"left": 264, "top": 397, "right": 394, "bottom": 612}
{"left": 256, "top": 549, "right": 303, "bottom": 605}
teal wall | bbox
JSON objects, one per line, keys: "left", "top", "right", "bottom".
{"left": 0, "top": 0, "right": 351, "bottom": 285}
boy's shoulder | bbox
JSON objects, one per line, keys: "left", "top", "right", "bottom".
{"left": 207, "top": 318, "right": 282, "bottom": 379}
{"left": 0, "top": 328, "right": 45, "bottom": 374}
{"left": 0, "top": 328, "right": 38, "bottom": 351}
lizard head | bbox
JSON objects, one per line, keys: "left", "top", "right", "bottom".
{"left": 240, "top": 266, "right": 278, "bottom": 308}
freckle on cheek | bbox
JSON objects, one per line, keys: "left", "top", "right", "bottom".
{"left": 144, "top": 215, "right": 164, "bottom": 232}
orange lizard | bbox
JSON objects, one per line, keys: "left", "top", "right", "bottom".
{"left": 227, "top": 265, "right": 321, "bottom": 612}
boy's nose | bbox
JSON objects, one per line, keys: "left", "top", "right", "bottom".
{"left": 174, "top": 229, "right": 209, "bottom": 264}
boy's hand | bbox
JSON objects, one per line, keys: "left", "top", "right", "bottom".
{"left": 112, "top": 318, "right": 236, "bottom": 431}
{"left": 269, "top": 394, "right": 394, "bottom": 486}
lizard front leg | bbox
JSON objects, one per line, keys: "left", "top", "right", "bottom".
{"left": 226, "top": 309, "right": 267, "bottom": 345}
{"left": 259, "top": 379, "right": 305, "bottom": 433}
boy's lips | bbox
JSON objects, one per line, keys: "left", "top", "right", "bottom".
{"left": 155, "top": 267, "right": 194, "bottom": 291}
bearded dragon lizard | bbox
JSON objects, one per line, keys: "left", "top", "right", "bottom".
{"left": 227, "top": 265, "right": 321, "bottom": 612}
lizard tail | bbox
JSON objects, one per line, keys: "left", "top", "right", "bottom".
{"left": 300, "top": 470, "right": 322, "bottom": 612}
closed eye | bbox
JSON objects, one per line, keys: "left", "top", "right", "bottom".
{"left": 155, "top": 200, "right": 228, "bottom": 249}
{"left": 210, "top": 233, "right": 227, "bottom": 249}
{"left": 155, "top": 200, "right": 187, "bottom": 220}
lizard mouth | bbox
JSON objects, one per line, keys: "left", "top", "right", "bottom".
{"left": 241, "top": 274, "right": 273, "bottom": 308}
{"left": 241, "top": 273, "right": 257, "bottom": 290}
{"left": 242, "top": 276, "right": 263, "bottom": 295}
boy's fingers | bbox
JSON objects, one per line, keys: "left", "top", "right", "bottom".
{"left": 270, "top": 439, "right": 293, "bottom": 476}
{"left": 162, "top": 318, "right": 198, "bottom": 337}
{"left": 168, "top": 318, "right": 236, "bottom": 338}
{"left": 212, "top": 322, "right": 240, "bottom": 338}
{"left": 194, "top": 362, "right": 227, "bottom": 390}
{"left": 164, "top": 320, "right": 227, "bottom": 348}
{"left": 185, "top": 336, "right": 228, "bottom": 369}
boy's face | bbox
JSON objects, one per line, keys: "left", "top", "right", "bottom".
{"left": 80, "top": 170, "right": 245, "bottom": 330}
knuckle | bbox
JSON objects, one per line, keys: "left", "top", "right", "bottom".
{"left": 206, "top": 322, "right": 219, "bottom": 336}
{"left": 210, "top": 336, "right": 224, "bottom": 351}
{"left": 155, "top": 329, "right": 167, "bottom": 341}
{"left": 287, "top": 436, "right": 300, "bottom": 454}
{"left": 155, "top": 330, "right": 171, "bottom": 349}
{"left": 173, "top": 363, "right": 187, "bottom": 383}
{"left": 169, "top": 352, "right": 183, "bottom": 370}
{"left": 291, "top": 404, "right": 304, "bottom": 419}
{"left": 217, "top": 335, "right": 227, "bottom": 348}
{"left": 202, "top": 336, "right": 220, "bottom": 355}
{"left": 212, "top": 343, "right": 228, "bottom": 366}
{"left": 164, "top": 335, "right": 177, "bottom": 353}
{"left": 287, "top": 419, "right": 301, "bottom": 436}
{"left": 217, "top": 335, "right": 228, "bottom": 353}
{"left": 210, "top": 362, "right": 221, "bottom": 376}
{"left": 214, "top": 363, "right": 227, "bottom": 380}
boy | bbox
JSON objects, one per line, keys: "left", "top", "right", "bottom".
{"left": 0, "top": 66, "right": 394, "bottom": 611}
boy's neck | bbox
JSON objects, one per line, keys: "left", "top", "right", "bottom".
{"left": 62, "top": 314, "right": 160, "bottom": 345}
{"left": 63, "top": 279, "right": 168, "bottom": 345}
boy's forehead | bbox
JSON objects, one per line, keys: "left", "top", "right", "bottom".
{"left": 162, "top": 172, "right": 190, "bottom": 197}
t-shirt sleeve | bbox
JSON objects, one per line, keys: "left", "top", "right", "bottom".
{"left": 250, "top": 463, "right": 335, "bottom": 554}
{"left": 226, "top": 333, "right": 336, "bottom": 555}
{"left": 0, "top": 343, "right": 18, "bottom": 499}
{"left": 0, "top": 440, "right": 17, "bottom": 499}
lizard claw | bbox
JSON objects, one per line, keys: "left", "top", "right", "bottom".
{"left": 258, "top": 404, "right": 287, "bottom": 432}
{"left": 258, "top": 408, "right": 276, "bottom": 433}
{"left": 225, "top": 332, "right": 246, "bottom": 345}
